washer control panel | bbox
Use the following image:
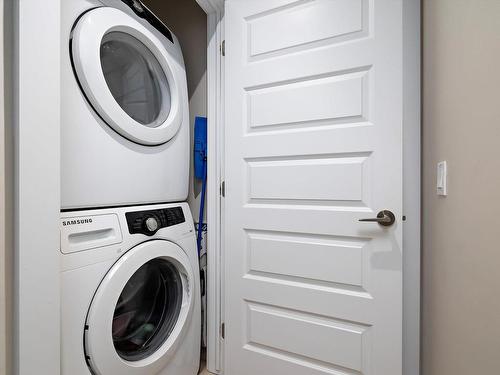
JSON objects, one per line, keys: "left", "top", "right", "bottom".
{"left": 125, "top": 206, "right": 185, "bottom": 236}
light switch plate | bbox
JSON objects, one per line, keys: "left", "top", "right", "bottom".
{"left": 437, "top": 161, "right": 447, "bottom": 196}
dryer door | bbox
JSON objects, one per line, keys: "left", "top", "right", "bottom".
{"left": 71, "top": 7, "right": 184, "bottom": 146}
{"left": 85, "top": 240, "right": 195, "bottom": 374}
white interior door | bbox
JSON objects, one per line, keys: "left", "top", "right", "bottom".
{"left": 224, "top": 0, "right": 404, "bottom": 374}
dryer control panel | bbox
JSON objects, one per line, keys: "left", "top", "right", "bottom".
{"left": 126, "top": 207, "right": 185, "bottom": 236}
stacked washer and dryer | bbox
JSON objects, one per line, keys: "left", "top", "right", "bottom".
{"left": 60, "top": 1, "right": 200, "bottom": 374}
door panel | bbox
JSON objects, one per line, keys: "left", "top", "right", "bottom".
{"left": 246, "top": 0, "right": 368, "bottom": 60}
{"left": 247, "top": 70, "right": 367, "bottom": 130}
{"left": 225, "top": 0, "right": 403, "bottom": 374}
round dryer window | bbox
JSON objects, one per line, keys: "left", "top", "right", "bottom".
{"left": 84, "top": 240, "right": 195, "bottom": 374}
{"left": 71, "top": 7, "right": 184, "bottom": 146}
{"left": 100, "top": 32, "right": 171, "bottom": 128}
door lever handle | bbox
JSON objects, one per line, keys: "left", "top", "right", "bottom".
{"left": 359, "top": 210, "right": 396, "bottom": 227}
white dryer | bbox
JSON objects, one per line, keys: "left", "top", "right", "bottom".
{"left": 61, "top": 203, "right": 200, "bottom": 375}
{"left": 62, "top": 0, "right": 189, "bottom": 209}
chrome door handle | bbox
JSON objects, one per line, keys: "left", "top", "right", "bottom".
{"left": 359, "top": 210, "right": 396, "bottom": 227}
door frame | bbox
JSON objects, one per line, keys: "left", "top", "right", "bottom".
{"left": 1, "top": 1, "right": 13, "bottom": 373}
{"left": 402, "top": 0, "right": 421, "bottom": 373}
{"left": 13, "top": 0, "right": 419, "bottom": 374}
{"left": 209, "top": 1, "right": 421, "bottom": 374}
{"left": 194, "top": 0, "right": 225, "bottom": 373}
{"left": 14, "top": 1, "right": 62, "bottom": 374}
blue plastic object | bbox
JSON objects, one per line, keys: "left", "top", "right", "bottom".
{"left": 194, "top": 117, "right": 207, "bottom": 179}
{"left": 194, "top": 117, "right": 207, "bottom": 256}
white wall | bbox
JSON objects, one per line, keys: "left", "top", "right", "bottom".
{"left": 143, "top": 0, "right": 208, "bottom": 223}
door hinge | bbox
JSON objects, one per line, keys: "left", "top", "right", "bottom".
{"left": 220, "top": 40, "right": 225, "bottom": 56}
{"left": 221, "top": 322, "right": 225, "bottom": 339}
{"left": 220, "top": 180, "right": 225, "bottom": 197}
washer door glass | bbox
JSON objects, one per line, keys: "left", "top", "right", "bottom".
{"left": 100, "top": 31, "right": 171, "bottom": 128}
{"left": 112, "top": 258, "right": 183, "bottom": 361}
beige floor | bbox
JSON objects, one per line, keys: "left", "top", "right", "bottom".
{"left": 199, "top": 362, "right": 211, "bottom": 375}
{"left": 199, "top": 357, "right": 211, "bottom": 375}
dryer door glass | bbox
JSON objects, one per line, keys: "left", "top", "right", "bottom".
{"left": 112, "top": 258, "right": 183, "bottom": 361}
{"left": 100, "top": 31, "right": 171, "bottom": 128}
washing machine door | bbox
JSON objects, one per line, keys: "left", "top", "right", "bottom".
{"left": 85, "top": 240, "right": 195, "bottom": 375}
{"left": 71, "top": 7, "right": 184, "bottom": 146}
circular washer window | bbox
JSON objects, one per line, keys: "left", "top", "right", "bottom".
{"left": 100, "top": 32, "right": 171, "bottom": 128}
{"left": 112, "top": 258, "right": 183, "bottom": 361}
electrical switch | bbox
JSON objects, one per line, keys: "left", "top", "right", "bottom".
{"left": 437, "top": 161, "right": 447, "bottom": 196}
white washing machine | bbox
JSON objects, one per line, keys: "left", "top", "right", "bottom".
{"left": 62, "top": 0, "right": 189, "bottom": 209}
{"left": 61, "top": 203, "right": 200, "bottom": 375}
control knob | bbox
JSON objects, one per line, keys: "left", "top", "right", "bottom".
{"left": 144, "top": 216, "right": 159, "bottom": 233}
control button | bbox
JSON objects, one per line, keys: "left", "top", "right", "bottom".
{"left": 144, "top": 217, "right": 159, "bottom": 233}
